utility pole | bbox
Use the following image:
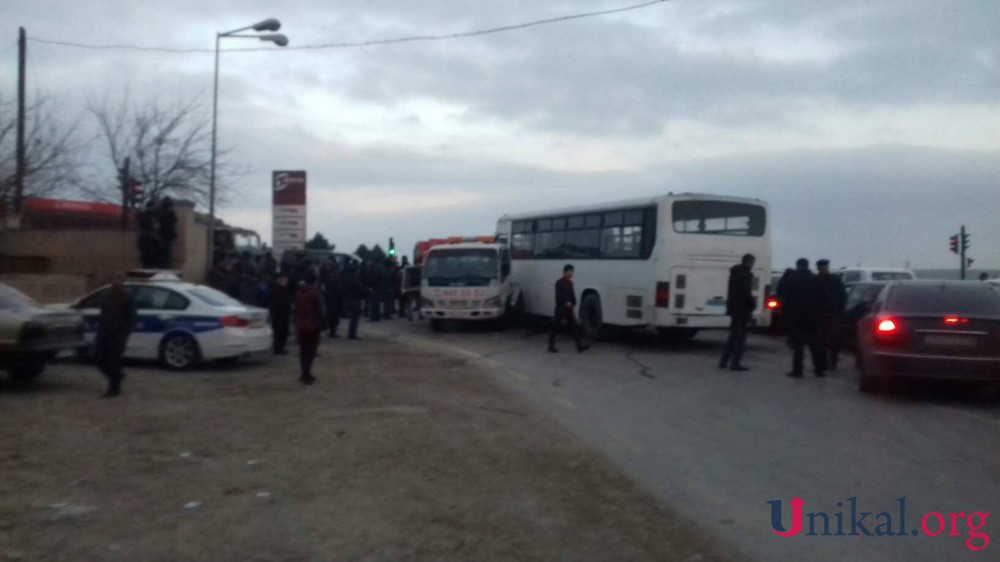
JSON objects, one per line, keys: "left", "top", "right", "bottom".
{"left": 120, "top": 157, "right": 130, "bottom": 229}
{"left": 960, "top": 225, "right": 967, "bottom": 280}
{"left": 13, "top": 27, "right": 27, "bottom": 216}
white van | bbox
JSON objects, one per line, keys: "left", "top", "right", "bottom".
{"left": 836, "top": 268, "right": 916, "bottom": 284}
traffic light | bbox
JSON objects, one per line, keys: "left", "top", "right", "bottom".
{"left": 388, "top": 237, "right": 396, "bottom": 257}
{"left": 949, "top": 235, "right": 959, "bottom": 254}
{"left": 961, "top": 231, "right": 970, "bottom": 253}
{"left": 128, "top": 178, "right": 144, "bottom": 206}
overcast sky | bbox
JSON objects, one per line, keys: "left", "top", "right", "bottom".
{"left": 4, "top": 0, "right": 998, "bottom": 270}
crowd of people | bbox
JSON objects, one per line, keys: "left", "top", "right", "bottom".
{"left": 721, "top": 254, "right": 846, "bottom": 378}
{"left": 205, "top": 249, "right": 421, "bottom": 385}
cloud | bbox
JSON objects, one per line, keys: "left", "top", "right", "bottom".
{"left": 3, "top": 1, "right": 998, "bottom": 270}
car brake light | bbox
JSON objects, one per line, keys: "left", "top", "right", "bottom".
{"left": 943, "top": 316, "right": 969, "bottom": 325}
{"left": 766, "top": 298, "right": 780, "bottom": 310}
{"left": 876, "top": 319, "right": 897, "bottom": 333}
{"left": 655, "top": 282, "right": 670, "bottom": 308}
{"left": 220, "top": 315, "right": 249, "bottom": 328}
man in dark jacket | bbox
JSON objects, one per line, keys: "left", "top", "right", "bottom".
{"left": 548, "top": 264, "right": 590, "bottom": 353}
{"left": 719, "top": 253, "right": 755, "bottom": 371}
{"left": 782, "top": 258, "right": 826, "bottom": 378}
{"left": 269, "top": 273, "right": 292, "bottom": 355}
{"left": 342, "top": 262, "right": 366, "bottom": 340}
{"left": 95, "top": 276, "right": 137, "bottom": 398}
{"left": 295, "top": 270, "right": 325, "bottom": 384}
{"left": 816, "top": 259, "right": 846, "bottom": 371}
{"left": 323, "top": 263, "right": 343, "bottom": 338}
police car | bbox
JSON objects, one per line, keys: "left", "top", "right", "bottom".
{"left": 71, "top": 271, "right": 271, "bottom": 370}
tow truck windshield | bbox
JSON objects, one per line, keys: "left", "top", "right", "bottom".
{"left": 424, "top": 249, "right": 498, "bottom": 287}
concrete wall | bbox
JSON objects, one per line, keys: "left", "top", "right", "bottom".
{"left": 0, "top": 201, "right": 210, "bottom": 298}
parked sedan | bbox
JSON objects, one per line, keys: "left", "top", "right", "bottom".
{"left": 71, "top": 273, "right": 271, "bottom": 370}
{"left": 856, "top": 280, "right": 1000, "bottom": 393}
{"left": 0, "top": 282, "right": 84, "bottom": 381}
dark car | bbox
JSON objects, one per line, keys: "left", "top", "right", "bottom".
{"left": 839, "top": 281, "right": 887, "bottom": 350}
{"left": 763, "top": 271, "right": 786, "bottom": 334}
{"left": 856, "top": 280, "right": 1000, "bottom": 393}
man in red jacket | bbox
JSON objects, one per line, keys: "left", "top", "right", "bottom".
{"left": 295, "top": 270, "right": 325, "bottom": 385}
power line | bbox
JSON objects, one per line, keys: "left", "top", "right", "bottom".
{"left": 27, "top": 0, "right": 672, "bottom": 54}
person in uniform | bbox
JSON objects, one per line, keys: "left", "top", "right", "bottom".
{"left": 548, "top": 264, "right": 590, "bottom": 353}
{"left": 719, "top": 253, "right": 755, "bottom": 371}
{"left": 323, "top": 262, "right": 343, "bottom": 338}
{"left": 342, "top": 262, "right": 366, "bottom": 340}
{"left": 95, "top": 276, "right": 137, "bottom": 398}
{"left": 816, "top": 259, "right": 846, "bottom": 371}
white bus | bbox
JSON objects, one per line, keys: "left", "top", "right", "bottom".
{"left": 495, "top": 193, "right": 772, "bottom": 340}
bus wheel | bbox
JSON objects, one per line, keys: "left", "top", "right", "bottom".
{"left": 578, "top": 293, "right": 604, "bottom": 340}
{"left": 430, "top": 319, "right": 445, "bottom": 332}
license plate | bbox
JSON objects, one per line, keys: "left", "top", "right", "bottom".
{"left": 924, "top": 334, "right": 977, "bottom": 348}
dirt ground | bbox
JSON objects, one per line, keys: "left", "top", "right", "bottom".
{"left": 0, "top": 334, "right": 741, "bottom": 562}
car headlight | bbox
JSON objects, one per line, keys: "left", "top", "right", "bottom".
{"left": 484, "top": 295, "right": 503, "bottom": 307}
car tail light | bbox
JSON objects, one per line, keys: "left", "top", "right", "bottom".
{"left": 655, "top": 282, "right": 670, "bottom": 308}
{"left": 220, "top": 315, "right": 249, "bottom": 328}
{"left": 943, "top": 316, "right": 969, "bottom": 325}
{"left": 876, "top": 318, "right": 898, "bottom": 333}
{"left": 766, "top": 298, "right": 780, "bottom": 310}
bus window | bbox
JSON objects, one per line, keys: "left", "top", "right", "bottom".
{"left": 534, "top": 230, "right": 566, "bottom": 258}
{"left": 672, "top": 200, "right": 766, "bottom": 236}
{"left": 602, "top": 225, "right": 642, "bottom": 258}
{"left": 565, "top": 228, "right": 601, "bottom": 258}
{"left": 511, "top": 220, "right": 534, "bottom": 259}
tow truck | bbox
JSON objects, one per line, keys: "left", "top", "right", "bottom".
{"left": 417, "top": 236, "right": 514, "bottom": 331}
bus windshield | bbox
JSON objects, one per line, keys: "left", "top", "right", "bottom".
{"left": 424, "top": 249, "right": 498, "bottom": 287}
{"left": 672, "top": 200, "right": 766, "bottom": 237}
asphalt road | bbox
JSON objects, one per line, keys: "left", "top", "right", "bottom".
{"left": 366, "top": 316, "right": 1000, "bottom": 562}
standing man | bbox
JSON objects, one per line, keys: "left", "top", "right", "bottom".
{"left": 719, "top": 253, "right": 755, "bottom": 372}
{"left": 295, "top": 271, "right": 325, "bottom": 385}
{"left": 816, "top": 259, "right": 846, "bottom": 371}
{"left": 323, "top": 263, "right": 343, "bottom": 338}
{"left": 782, "top": 258, "right": 826, "bottom": 378}
{"left": 95, "top": 276, "right": 137, "bottom": 398}
{"left": 547, "top": 264, "right": 590, "bottom": 353}
{"left": 270, "top": 273, "right": 292, "bottom": 355}
{"left": 342, "top": 262, "right": 365, "bottom": 340}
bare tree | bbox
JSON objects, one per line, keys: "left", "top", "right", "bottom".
{"left": 87, "top": 94, "right": 238, "bottom": 208}
{"left": 0, "top": 96, "right": 83, "bottom": 202}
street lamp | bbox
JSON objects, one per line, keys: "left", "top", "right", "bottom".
{"left": 207, "top": 18, "right": 288, "bottom": 274}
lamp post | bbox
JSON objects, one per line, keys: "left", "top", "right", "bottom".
{"left": 207, "top": 18, "right": 288, "bottom": 274}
